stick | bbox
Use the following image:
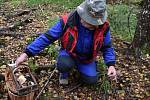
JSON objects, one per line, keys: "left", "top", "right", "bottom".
{"left": 5, "top": 8, "right": 37, "bottom": 18}
{"left": 35, "top": 67, "right": 57, "bottom": 100}
{"left": 0, "top": 31, "right": 23, "bottom": 37}
{"left": 14, "top": 10, "right": 31, "bottom": 17}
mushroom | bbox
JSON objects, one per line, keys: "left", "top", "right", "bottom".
{"left": 17, "top": 75, "right": 27, "bottom": 85}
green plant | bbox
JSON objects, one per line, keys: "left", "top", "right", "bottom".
{"left": 45, "top": 44, "right": 58, "bottom": 59}
{"left": 27, "top": 0, "right": 83, "bottom": 9}
{"left": 100, "top": 73, "right": 111, "bottom": 93}
{"left": 142, "top": 44, "right": 150, "bottom": 55}
{"left": 28, "top": 58, "right": 37, "bottom": 71}
{"left": 47, "top": 16, "right": 59, "bottom": 27}
{"left": 0, "top": 0, "right": 4, "bottom": 4}
{"left": 107, "top": 4, "right": 138, "bottom": 41}
{"left": 97, "top": 60, "right": 111, "bottom": 94}
{"left": 26, "top": 35, "right": 38, "bottom": 44}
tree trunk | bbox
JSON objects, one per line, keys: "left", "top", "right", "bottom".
{"left": 130, "top": 0, "right": 150, "bottom": 58}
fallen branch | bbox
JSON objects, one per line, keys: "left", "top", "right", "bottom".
{"left": 35, "top": 67, "right": 57, "bottom": 100}
{"left": 0, "top": 31, "right": 24, "bottom": 37}
{"left": 0, "top": 14, "right": 32, "bottom": 32}
{"left": 123, "top": 41, "right": 130, "bottom": 46}
{"left": 9, "top": 14, "right": 32, "bottom": 30}
{"left": 6, "top": 8, "right": 37, "bottom": 18}
{"left": 13, "top": 9, "right": 32, "bottom": 17}
{"left": 0, "top": 8, "right": 36, "bottom": 32}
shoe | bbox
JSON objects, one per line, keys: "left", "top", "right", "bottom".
{"left": 59, "top": 73, "right": 68, "bottom": 85}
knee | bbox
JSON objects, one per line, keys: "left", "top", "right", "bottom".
{"left": 80, "top": 73, "right": 98, "bottom": 84}
{"left": 57, "top": 55, "right": 75, "bottom": 73}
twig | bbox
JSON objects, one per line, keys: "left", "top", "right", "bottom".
{"left": 64, "top": 83, "right": 82, "bottom": 94}
{"left": 123, "top": 41, "right": 130, "bottom": 46}
{"left": 5, "top": 8, "right": 37, "bottom": 19}
{"left": 13, "top": 10, "right": 31, "bottom": 17}
{"left": 0, "top": 31, "right": 24, "bottom": 37}
{"left": 35, "top": 67, "right": 57, "bottom": 100}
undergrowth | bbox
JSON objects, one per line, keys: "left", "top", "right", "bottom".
{"left": 108, "top": 4, "right": 138, "bottom": 41}
{"left": 27, "top": 0, "right": 83, "bottom": 9}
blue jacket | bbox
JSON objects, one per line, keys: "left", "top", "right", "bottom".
{"left": 25, "top": 11, "right": 116, "bottom": 66}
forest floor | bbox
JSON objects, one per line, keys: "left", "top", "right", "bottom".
{"left": 0, "top": 2, "right": 150, "bottom": 100}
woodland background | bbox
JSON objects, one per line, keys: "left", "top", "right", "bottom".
{"left": 0, "top": 0, "right": 149, "bottom": 99}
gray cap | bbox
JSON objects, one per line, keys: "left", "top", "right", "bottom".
{"left": 77, "top": 0, "right": 107, "bottom": 25}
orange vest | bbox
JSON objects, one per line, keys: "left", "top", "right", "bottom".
{"left": 61, "top": 14, "right": 109, "bottom": 63}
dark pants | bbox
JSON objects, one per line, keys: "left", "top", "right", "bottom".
{"left": 57, "top": 50, "right": 98, "bottom": 84}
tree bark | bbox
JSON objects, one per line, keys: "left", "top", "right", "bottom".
{"left": 130, "top": 0, "right": 150, "bottom": 57}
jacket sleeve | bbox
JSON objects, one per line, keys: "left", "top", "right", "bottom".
{"left": 100, "top": 27, "right": 116, "bottom": 67}
{"left": 24, "top": 19, "right": 64, "bottom": 57}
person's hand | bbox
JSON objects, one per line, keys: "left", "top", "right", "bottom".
{"left": 107, "top": 66, "right": 117, "bottom": 81}
{"left": 15, "top": 53, "right": 28, "bottom": 66}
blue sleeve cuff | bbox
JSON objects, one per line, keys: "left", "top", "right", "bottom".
{"left": 106, "top": 61, "right": 115, "bottom": 67}
{"left": 24, "top": 48, "right": 34, "bottom": 57}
